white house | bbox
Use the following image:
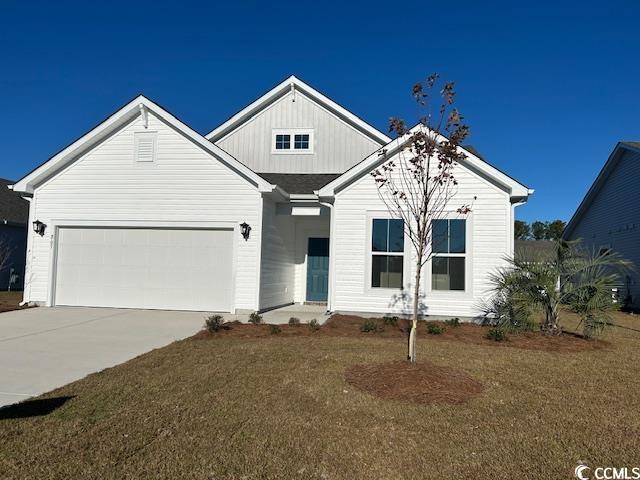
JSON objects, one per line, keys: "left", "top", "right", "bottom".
{"left": 564, "top": 141, "right": 640, "bottom": 308}
{"left": 11, "top": 76, "right": 531, "bottom": 317}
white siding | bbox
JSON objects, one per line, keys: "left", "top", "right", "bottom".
{"left": 259, "top": 199, "right": 295, "bottom": 310}
{"left": 25, "top": 111, "right": 262, "bottom": 311}
{"left": 332, "top": 157, "right": 512, "bottom": 317}
{"left": 567, "top": 149, "right": 640, "bottom": 307}
{"left": 215, "top": 91, "right": 382, "bottom": 174}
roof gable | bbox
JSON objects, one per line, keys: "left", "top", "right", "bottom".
{"left": 206, "top": 75, "right": 391, "bottom": 146}
{"left": 564, "top": 141, "right": 640, "bottom": 238}
{"left": 12, "top": 96, "right": 275, "bottom": 195}
{"left": 317, "top": 124, "right": 532, "bottom": 200}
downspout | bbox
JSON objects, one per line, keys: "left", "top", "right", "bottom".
{"left": 318, "top": 198, "right": 335, "bottom": 313}
{"left": 20, "top": 196, "right": 34, "bottom": 306}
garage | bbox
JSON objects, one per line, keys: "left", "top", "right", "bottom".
{"left": 53, "top": 227, "right": 234, "bottom": 311}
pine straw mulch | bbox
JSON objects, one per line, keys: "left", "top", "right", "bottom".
{"left": 345, "top": 360, "right": 484, "bottom": 404}
{"left": 194, "top": 314, "right": 610, "bottom": 352}
{"left": 0, "top": 292, "right": 32, "bottom": 313}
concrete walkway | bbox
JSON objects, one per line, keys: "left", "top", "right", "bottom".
{"left": 0, "top": 307, "right": 206, "bottom": 407}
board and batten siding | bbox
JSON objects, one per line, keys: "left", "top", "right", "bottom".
{"left": 25, "top": 111, "right": 262, "bottom": 311}
{"left": 259, "top": 198, "right": 295, "bottom": 310}
{"left": 331, "top": 159, "right": 512, "bottom": 317}
{"left": 215, "top": 90, "right": 382, "bottom": 174}
{"left": 566, "top": 148, "right": 640, "bottom": 307}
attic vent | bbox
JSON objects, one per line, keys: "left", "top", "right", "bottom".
{"left": 134, "top": 132, "right": 157, "bottom": 163}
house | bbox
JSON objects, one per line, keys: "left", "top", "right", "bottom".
{"left": 11, "top": 76, "right": 531, "bottom": 317}
{"left": 0, "top": 178, "right": 28, "bottom": 291}
{"left": 564, "top": 141, "right": 640, "bottom": 308}
{"left": 514, "top": 239, "right": 557, "bottom": 263}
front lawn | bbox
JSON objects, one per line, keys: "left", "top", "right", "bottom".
{"left": 1, "top": 311, "right": 639, "bottom": 479}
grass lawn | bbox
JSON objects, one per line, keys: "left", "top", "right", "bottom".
{"left": 1, "top": 311, "right": 639, "bottom": 479}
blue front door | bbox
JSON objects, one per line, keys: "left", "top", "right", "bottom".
{"left": 306, "top": 238, "right": 329, "bottom": 302}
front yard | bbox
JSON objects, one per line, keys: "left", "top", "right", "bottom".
{"left": 1, "top": 311, "right": 639, "bottom": 479}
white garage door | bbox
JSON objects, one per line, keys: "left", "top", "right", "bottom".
{"left": 54, "top": 227, "right": 234, "bottom": 311}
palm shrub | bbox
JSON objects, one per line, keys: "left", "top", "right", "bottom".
{"left": 485, "top": 240, "right": 630, "bottom": 337}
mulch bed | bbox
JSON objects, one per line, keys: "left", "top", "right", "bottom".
{"left": 193, "top": 315, "right": 609, "bottom": 352}
{"left": 345, "top": 360, "right": 484, "bottom": 404}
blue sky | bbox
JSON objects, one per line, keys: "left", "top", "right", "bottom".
{"left": 1, "top": 1, "right": 638, "bottom": 223}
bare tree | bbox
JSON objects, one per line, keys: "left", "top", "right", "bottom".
{"left": 0, "top": 236, "right": 14, "bottom": 288}
{"left": 371, "top": 74, "right": 472, "bottom": 363}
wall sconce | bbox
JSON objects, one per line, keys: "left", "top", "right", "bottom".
{"left": 32, "top": 220, "right": 46, "bottom": 236}
{"left": 240, "top": 222, "right": 251, "bottom": 241}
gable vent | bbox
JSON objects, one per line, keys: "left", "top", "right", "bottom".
{"left": 135, "top": 132, "right": 157, "bottom": 163}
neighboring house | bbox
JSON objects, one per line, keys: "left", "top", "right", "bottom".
{"left": 11, "top": 76, "right": 531, "bottom": 317}
{"left": 564, "top": 141, "right": 640, "bottom": 308}
{"left": 514, "top": 239, "right": 557, "bottom": 263}
{"left": 0, "top": 178, "right": 28, "bottom": 290}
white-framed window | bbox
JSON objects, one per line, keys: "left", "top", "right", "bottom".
{"left": 432, "top": 219, "right": 466, "bottom": 291}
{"left": 370, "top": 218, "right": 404, "bottom": 288}
{"left": 272, "top": 129, "right": 313, "bottom": 154}
{"left": 134, "top": 131, "right": 157, "bottom": 163}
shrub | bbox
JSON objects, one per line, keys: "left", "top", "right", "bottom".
{"left": 308, "top": 318, "right": 321, "bottom": 332}
{"left": 288, "top": 317, "right": 301, "bottom": 327}
{"left": 361, "top": 319, "right": 383, "bottom": 333}
{"left": 486, "top": 327, "right": 507, "bottom": 342}
{"left": 205, "top": 314, "right": 225, "bottom": 332}
{"left": 382, "top": 315, "right": 399, "bottom": 326}
{"left": 269, "top": 324, "right": 282, "bottom": 335}
{"left": 248, "top": 312, "right": 263, "bottom": 324}
{"left": 444, "top": 317, "right": 460, "bottom": 327}
{"left": 426, "top": 323, "right": 445, "bottom": 335}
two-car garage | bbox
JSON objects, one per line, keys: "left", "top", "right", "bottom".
{"left": 53, "top": 227, "right": 234, "bottom": 312}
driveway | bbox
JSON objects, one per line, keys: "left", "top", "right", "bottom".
{"left": 0, "top": 307, "right": 206, "bottom": 407}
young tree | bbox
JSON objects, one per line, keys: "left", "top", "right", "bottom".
{"left": 514, "top": 220, "right": 530, "bottom": 240}
{"left": 0, "top": 236, "right": 13, "bottom": 288}
{"left": 531, "top": 221, "right": 547, "bottom": 240}
{"left": 371, "top": 74, "right": 472, "bottom": 363}
{"left": 546, "top": 219, "right": 566, "bottom": 240}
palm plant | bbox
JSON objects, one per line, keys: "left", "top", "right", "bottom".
{"left": 485, "top": 240, "right": 630, "bottom": 337}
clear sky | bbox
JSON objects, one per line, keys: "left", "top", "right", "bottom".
{"left": 1, "top": 0, "right": 638, "bottom": 222}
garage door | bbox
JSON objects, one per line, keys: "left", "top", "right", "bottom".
{"left": 54, "top": 227, "right": 234, "bottom": 311}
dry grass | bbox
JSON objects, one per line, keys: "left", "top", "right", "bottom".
{"left": 1, "top": 310, "right": 639, "bottom": 479}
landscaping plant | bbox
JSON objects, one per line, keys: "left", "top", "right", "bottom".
{"left": 486, "top": 240, "right": 630, "bottom": 337}
{"left": 361, "top": 319, "right": 383, "bottom": 333}
{"left": 248, "top": 312, "right": 263, "bottom": 325}
{"left": 426, "top": 323, "right": 445, "bottom": 335}
{"left": 288, "top": 317, "right": 301, "bottom": 327}
{"left": 382, "top": 315, "right": 399, "bottom": 326}
{"left": 205, "top": 314, "right": 225, "bottom": 333}
{"left": 269, "top": 325, "right": 282, "bottom": 335}
{"left": 371, "top": 74, "right": 472, "bottom": 363}
{"left": 444, "top": 317, "right": 460, "bottom": 327}
{"left": 308, "top": 319, "right": 320, "bottom": 332}
{"left": 486, "top": 327, "right": 507, "bottom": 342}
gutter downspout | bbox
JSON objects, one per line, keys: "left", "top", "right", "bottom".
{"left": 20, "top": 196, "right": 34, "bottom": 306}
{"left": 318, "top": 197, "right": 335, "bottom": 313}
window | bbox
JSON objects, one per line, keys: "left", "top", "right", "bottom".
{"left": 432, "top": 219, "right": 466, "bottom": 291}
{"left": 272, "top": 129, "right": 313, "bottom": 153}
{"left": 371, "top": 219, "right": 404, "bottom": 288}
{"left": 275, "top": 134, "right": 290, "bottom": 150}
{"left": 134, "top": 132, "right": 157, "bottom": 163}
{"left": 294, "top": 134, "right": 309, "bottom": 150}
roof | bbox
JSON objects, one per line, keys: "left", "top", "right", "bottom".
{"left": 318, "top": 124, "right": 533, "bottom": 200}
{"left": 0, "top": 179, "right": 29, "bottom": 225}
{"left": 205, "top": 75, "right": 391, "bottom": 145}
{"left": 258, "top": 173, "right": 341, "bottom": 194}
{"left": 11, "top": 95, "right": 275, "bottom": 195}
{"left": 515, "top": 240, "right": 557, "bottom": 262}
{"left": 564, "top": 141, "right": 640, "bottom": 238}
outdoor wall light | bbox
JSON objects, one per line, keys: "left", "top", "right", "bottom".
{"left": 240, "top": 222, "right": 251, "bottom": 241}
{"left": 32, "top": 220, "right": 46, "bottom": 236}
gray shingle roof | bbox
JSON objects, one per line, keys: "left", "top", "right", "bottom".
{"left": 258, "top": 173, "right": 341, "bottom": 194}
{"left": 621, "top": 141, "right": 640, "bottom": 150}
{"left": 515, "top": 240, "right": 557, "bottom": 262}
{"left": 0, "top": 179, "right": 29, "bottom": 225}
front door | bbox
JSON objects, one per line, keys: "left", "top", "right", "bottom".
{"left": 306, "top": 237, "right": 329, "bottom": 302}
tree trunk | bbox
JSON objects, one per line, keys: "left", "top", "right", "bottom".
{"left": 408, "top": 260, "right": 421, "bottom": 363}
{"left": 542, "top": 300, "right": 561, "bottom": 335}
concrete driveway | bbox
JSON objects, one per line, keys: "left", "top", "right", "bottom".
{"left": 0, "top": 307, "right": 206, "bottom": 407}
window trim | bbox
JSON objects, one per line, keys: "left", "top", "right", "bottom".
{"left": 271, "top": 128, "right": 314, "bottom": 154}
{"left": 368, "top": 215, "right": 406, "bottom": 290}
